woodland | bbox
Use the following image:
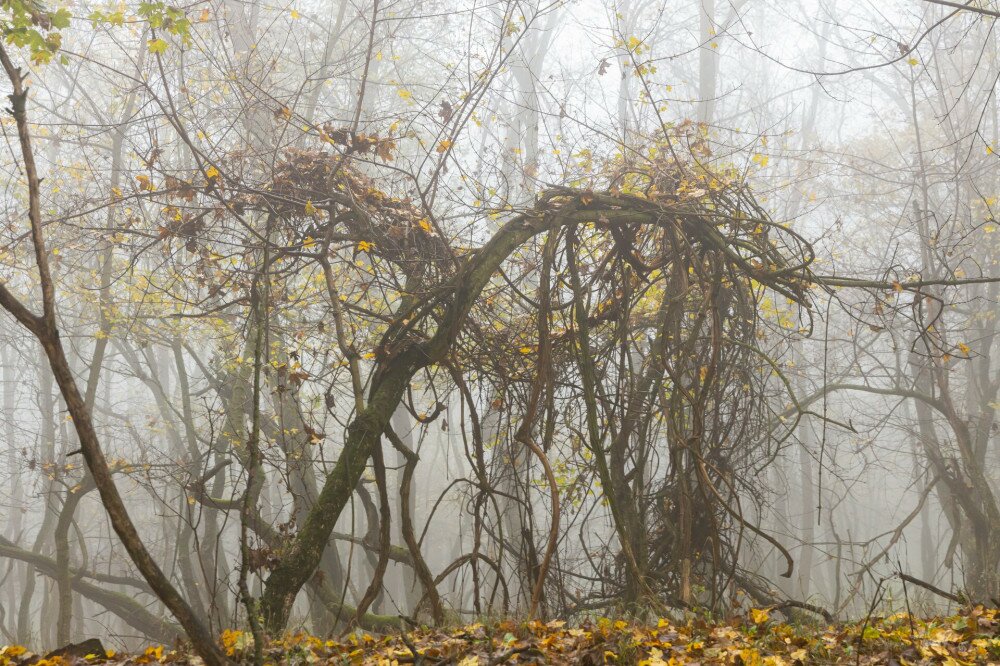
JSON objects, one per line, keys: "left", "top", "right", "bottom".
{"left": 1, "top": 0, "right": 1000, "bottom": 664}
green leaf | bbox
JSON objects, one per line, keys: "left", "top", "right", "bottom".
{"left": 50, "top": 8, "right": 71, "bottom": 30}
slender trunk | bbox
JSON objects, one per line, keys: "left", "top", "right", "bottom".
{"left": 17, "top": 352, "right": 58, "bottom": 646}
{"left": 697, "top": 0, "right": 718, "bottom": 124}
{"left": 390, "top": 408, "right": 421, "bottom": 614}
{"left": 796, "top": 428, "right": 816, "bottom": 600}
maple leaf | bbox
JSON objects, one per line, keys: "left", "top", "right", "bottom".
{"left": 375, "top": 138, "right": 395, "bottom": 161}
{"left": 147, "top": 38, "right": 168, "bottom": 54}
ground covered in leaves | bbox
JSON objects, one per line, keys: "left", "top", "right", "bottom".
{"left": 4, "top": 607, "right": 1000, "bottom": 665}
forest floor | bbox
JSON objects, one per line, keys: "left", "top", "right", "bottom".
{"left": 3, "top": 606, "right": 999, "bottom": 665}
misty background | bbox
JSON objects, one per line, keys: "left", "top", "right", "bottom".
{"left": 0, "top": 0, "right": 996, "bottom": 651}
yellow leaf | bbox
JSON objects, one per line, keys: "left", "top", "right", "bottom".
{"left": 750, "top": 607, "right": 769, "bottom": 624}
{"left": 302, "top": 236, "right": 316, "bottom": 248}
{"left": 205, "top": 165, "right": 219, "bottom": 179}
{"left": 199, "top": 8, "right": 210, "bottom": 21}
{"left": 641, "top": 647, "right": 668, "bottom": 666}
{"left": 304, "top": 200, "right": 318, "bottom": 215}
{"left": 418, "top": 218, "right": 433, "bottom": 233}
{"left": 436, "top": 139, "right": 453, "bottom": 153}
{"left": 290, "top": 9, "right": 300, "bottom": 19}
{"left": 519, "top": 345, "right": 532, "bottom": 354}
{"left": 357, "top": 240, "right": 373, "bottom": 252}
{"left": 907, "top": 57, "right": 918, "bottom": 66}
{"left": 136, "top": 174, "right": 153, "bottom": 191}
{"left": 147, "top": 38, "right": 168, "bottom": 54}
{"left": 397, "top": 88, "right": 412, "bottom": 101}
{"left": 959, "top": 342, "right": 971, "bottom": 355}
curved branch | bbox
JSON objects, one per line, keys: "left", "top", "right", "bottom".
{"left": 0, "top": 537, "right": 179, "bottom": 642}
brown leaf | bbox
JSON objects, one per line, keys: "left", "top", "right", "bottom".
{"left": 438, "top": 99, "right": 454, "bottom": 123}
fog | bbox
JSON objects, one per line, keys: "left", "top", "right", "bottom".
{"left": 0, "top": 0, "right": 997, "bottom": 654}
